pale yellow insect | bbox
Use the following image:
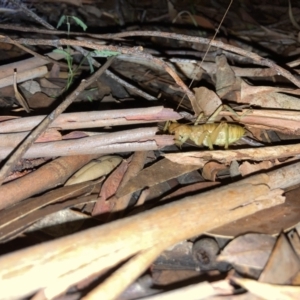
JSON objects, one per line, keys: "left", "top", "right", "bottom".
{"left": 167, "top": 121, "right": 245, "bottom": 150}
{"left": 166, "top": 105, "right": 246, "bottom": 150}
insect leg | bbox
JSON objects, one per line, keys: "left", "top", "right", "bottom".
{"left": 163, "top": 120, "right": 170, "bottom": 132}
{"left": 194, "top": 112, "right": 204, "bottom": 126}
{"left": 206, "top": 105, "right": 224, "bottom": 123}
{"left": 193, "top": 129, "right": 214, "bottom": 149}
{"left": 222, "top": 104, "right": 252, "bottom": 121}
{"left": 209, "top": 122, "right": 229, "bottom": 149}
{"left": 207, "top": 104, "right": 250, "bottom": 123}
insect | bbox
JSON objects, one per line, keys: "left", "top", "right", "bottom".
{"left": 166, "top": 105, "right": 246, "bottom": 150}
{"left": 167, "top": 121, "right": 245, "bottom": 150}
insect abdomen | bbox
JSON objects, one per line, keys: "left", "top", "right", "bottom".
{"left": 190, "top": 123, "right": 245, "bottom": 147}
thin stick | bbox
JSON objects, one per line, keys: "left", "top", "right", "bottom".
{"left": 0, "top": 57, "right": 115, "bottom": 186}
{"left": 177, "top": 0, "right": 233, "bottom": 110}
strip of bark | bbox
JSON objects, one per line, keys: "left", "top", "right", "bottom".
{"left": 0, "top": 154, "right": 102, "bottom": 211}
{"left": 0, "top": 107, "right": 180, "bottom": 133}
{"left": 163, "top": 144, "right": 300, "bottom": 168}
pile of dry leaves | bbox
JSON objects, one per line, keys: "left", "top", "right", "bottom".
{"left": 1, "top": 0, "right": 300, "bottom": 299}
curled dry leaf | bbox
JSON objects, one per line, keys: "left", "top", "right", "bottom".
{"left": 202, "top": 161, "right": 228, "bottom": 181}
{"left": 65, "top": 155, "right": 123, "bottom": 185}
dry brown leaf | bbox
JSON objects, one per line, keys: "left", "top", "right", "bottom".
{"left": 202, "top": 161, "right": 227, "bottom": 181}
{"left": 193, "top": 86, "right": 222, "bottom": 117}
{"left": 92, "top": 157, "right": 131, "bottom": 216}
{"left": 65, "top": 156, "right": 122, "bottom": 185}
{"left": 215, "top": 55, "right": 241, "bottom": 99}
{"left": 259, "top": 234, "right": 300, "bottom": 284}
{"left": 218, "top": 233, "right": 276, "bottom": 277}
{"left": 289, "top": 230, "right": 300, "bottom": 258}
{"left": 240, "top": 81, "right": 300, "bottom": 109}
{"left": 13, "top": 70, "right": 30, "bottom": 112}
{"left": 115, "top": 158, "right": 200, "bottom": 198}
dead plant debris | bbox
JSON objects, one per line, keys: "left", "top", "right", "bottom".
{"left": 1, "top": 0, "right": 300, "bottom": 299}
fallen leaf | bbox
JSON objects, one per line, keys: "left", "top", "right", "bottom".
{"left": 218, "top": 233, "right": 276, "bottom": 277}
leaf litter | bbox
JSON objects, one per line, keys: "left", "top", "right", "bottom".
{"left": 1, "top": 0, "right": 300, "bottom": 299}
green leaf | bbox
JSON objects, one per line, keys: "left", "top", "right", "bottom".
{"left": 87, "top": 56, "right": 94, "bottom": 73}
{"left": 57, "top": 15, "right": 66, "bottom": 29}
{"left": 71, "top": 16, "right": 88, "bottom": 31}
{"left": 53, "top": 48, "right": 71, "bottom": 58}
{"left": 93, "top": 50, "right": 120, "bottom": 57}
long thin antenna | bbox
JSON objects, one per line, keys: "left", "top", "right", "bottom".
{"left": 176, "top": 0, "right": 233, "bottom": 111}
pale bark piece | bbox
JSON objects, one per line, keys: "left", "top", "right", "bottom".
{"left": 164, "top": 144, "right": 300, "bottom": 168}
{"left": 209, "top": 183, "right": 300, "bottom": 237}
{"left": 0, "top": 128, "right": 62, "bottom": 147}
{"left": 0, "top": 50, "right": 74, "bottom": 80}
{"left": 259, "top": 234, "right": 300, "bottom": 284}
{"left": 0, "top": 66, "right": 48, "bottom": 88}
{"left": 0, "top": 127, "right": 159, "bottom": 160}
{"left": 0, "top": 164, "right": 286, "bottom": 300}
{"left": 0, "top": 106, "right": 180, "bottom": 133}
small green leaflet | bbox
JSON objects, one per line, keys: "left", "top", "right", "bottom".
{"left": 56, "top": 15, "right": 66, "bottom": 29}
{"left": 53, "top": 48, "right": 71, "bottom": 57}
{"left": 71, "top": 16, "right": 88, "bottom": 31}
{"left": 93, "top": 50, "right": 120, "bottom": 57}
{"left": 56, "top": 15, "right": 88, "bottom": 31}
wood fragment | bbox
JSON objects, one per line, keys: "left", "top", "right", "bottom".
{"left": 0, "top": 160, "right": 293, "bottom": 299}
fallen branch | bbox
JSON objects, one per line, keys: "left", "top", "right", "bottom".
{"left": 0, "top": 106, "right": 180, "bottom": 133}
{"left": 0, "top": 129, "right": 173, "bottom": 160}
{"left": 1, "top": 159, "right": 297, "bottom": 299}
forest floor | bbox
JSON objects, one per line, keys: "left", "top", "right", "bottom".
{"left": 0, "top": 0, "right": 300, "bottom": 299}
